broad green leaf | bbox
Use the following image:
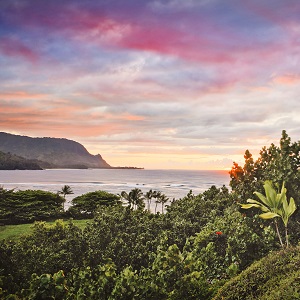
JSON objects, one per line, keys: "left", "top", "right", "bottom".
{"left": 287, "top": 197, "right": 296, "bottom": 216}
{"left": 259, "top": 212, "right": 279, "bottom": 219}
{"left": 282, "top": 196, "right": 288, "bottom": 213}
{"left": 247, "top": 199, "right": 269, "bottom": 212}
{"left": 241, "top": 203, "right": 261, "bottom": 209}
{"left": 253, "top": 192, "right": 269, "bottom": 207}
{"left": 263, "top": 181, "right": 277, "bottom": 208}
{"left": 247, "top": 199, "right": 263, "bottom": 205}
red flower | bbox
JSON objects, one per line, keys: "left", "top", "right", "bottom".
{"left": 215, "top": 231, "right": 222, "bottom": 235}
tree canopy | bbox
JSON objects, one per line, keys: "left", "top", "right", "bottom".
{"left": 69, "top": 190, "right": 121, "bottom": 218}
{"left": 0, "top": 188, "right": 64, "bottom": 224}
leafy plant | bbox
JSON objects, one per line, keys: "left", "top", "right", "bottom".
{"left": 241, "top": 181, "right": 296, "bottom": 248}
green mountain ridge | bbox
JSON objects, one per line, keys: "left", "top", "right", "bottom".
{"left": 0, "top": 132, "right": 111, "bottom": 169}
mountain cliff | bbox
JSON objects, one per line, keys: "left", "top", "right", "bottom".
{"left": 0, "top": 132, "right": 111, "bottom": 169}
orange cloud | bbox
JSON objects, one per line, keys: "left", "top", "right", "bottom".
{"left": 273, "top": 74, "right": 300, "bottom": 85}
{"left": 0, "top": 91, "right": 48, "bottom": 101}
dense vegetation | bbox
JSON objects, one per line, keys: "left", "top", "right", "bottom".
{"left": 0, "top": 151, "right": 42, "bottom": 170}
{"left": 0, "top": 189, "right": 64, "bottom": 224}
{"left": 0, "top": 130, "right": 299, "bottom": 299}
{"left": 214, "top": 246, "right": 300, "bottom": 299}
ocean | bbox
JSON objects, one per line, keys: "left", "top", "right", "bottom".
{"left": 0, "top": 169, "right": 230, "bottom": 210}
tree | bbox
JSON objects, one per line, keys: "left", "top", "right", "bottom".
{"left": 158, "top": 193, "right": 169, "bottom": 213}
{"left": 230, "top": 131, "right": 300, "bottom": 204}
{"left": 70, "top": 191, "right": 121, "bottom": 218}
{"left": 120, "top": 191, "right": 132, "bottom": 208}
{"left": 145, "top": 189, "right": 153, "bottom": 212}
{"left": 58, "top": 185, "right": 73, "bottom": 211}
{"left": 241, "top": 181, "right": 297, "bottom": 248}
{"left": 0, "top": 189, "right": 64, "bottom": 224}
{"left": 229, "top": 150, "right": 257, "bottom": 201}
{"left": 129, "top": 188, "right": 144, "bottom": 210}
{"left": 153, "top": 191, "right": 162, "bottom": 214}
{"left": 120, "top": 188, "right": 144, "bottom": 210}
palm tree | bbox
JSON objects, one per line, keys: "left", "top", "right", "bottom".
{"left": 145, "top": 189, "right": 153, "bottom": 212}
{"left": 153, "top": 191, "right": 161, "bottom": 214}
{"left": 121, "top": 188, "right": 144, "bottom": 210}
{"left": 159, "top": 193, "right": 169, "bottom": 213}
{"left": 129, "top": 188, "right": 144, "bottom": 210}
{"left": 58, "top": 185, "right": 73, "bottom": 211}
{"left": 241, "top": 180, "right": 296, "bottom": 248}
{"left": 120, "top": 191, "right": 132, "bottom": 209}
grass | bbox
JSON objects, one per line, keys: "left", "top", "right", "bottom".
{"left": 0, "top": 219, "right": 89, "bottom": 241}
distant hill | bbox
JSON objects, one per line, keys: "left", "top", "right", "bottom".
{"left": 0, "top": 132, "right": 111, "bottom": 169}
{"left": 0, "top": 151, "right": 43, "bottom": 170}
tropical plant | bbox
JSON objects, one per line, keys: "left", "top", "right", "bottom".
{"left": 58, "top": 185, "right": 73, "bottom": 210}
{"left": 121, "top": 188, "right": 145, "bottom": 210}
{"left": 159, "top": 193, "right": 169, "bottom": 213}
{"left": 129, "top": 188, "right": 145, "bottom": 210}
{"left": 145, "top": 189, "right": 154, "bottom": 212}
{"left": 241, "top": 180, "right": 296, "bottom": 248}
{"left": 152, "top": 190, "right": 162, "bottom": 214}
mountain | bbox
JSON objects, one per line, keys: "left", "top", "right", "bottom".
{"left": 0, "top": 132, "right": 111, "bottom": 169}
{"left": 0, "top": 150, "right": 43, "bottom": 170}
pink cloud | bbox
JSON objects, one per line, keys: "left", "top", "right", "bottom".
{"left": 3, "top": 3, "right": 238, "bottom": 65}
{"left": 0, "top": 37, "right": 39, "bottom": 62}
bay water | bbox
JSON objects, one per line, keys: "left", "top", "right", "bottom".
{"left": 0, "top": 169, "right": 230, "bottom": 210}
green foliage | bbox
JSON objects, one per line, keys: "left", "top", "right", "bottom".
{"left": 69, "top": 190, "right": 121, "bottom": 218}
{"left": 184, "top": 205, "right": 277, "bottom": 281}
{"left": 230, "top": 130, "right": 300, "bottom": 204}
{"left": 241, "top": 180, "right": 297, "bottom": 248}
{"left": 82, "top": 206, "right": 163, "bottom": 271}
{"left": 230, "top": 130, "right": 300, "bottom": 246}
{"left": 0, "top": 220, "right": 87, "bottom": 295}
{"left": 148, "top": 244, "right": 214, "bottom": 299}
{"left": 0, "top": 188, "right": 64, "bottom": 224}
{"left": 2, "top": 135, "right": 299, "bottom": 300}
{"left": 22, "top": 270, "right": 68, "bottom": 300}
{"left": 67, "top": 260, "right": 117, "bottom": 299}
{"left": 120, "top": 188, "right": 145, "bottom": 210}
{"left": 213, "top": 246, "right": 300, "bottom": 300}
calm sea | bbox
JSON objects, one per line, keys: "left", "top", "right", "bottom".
{"left": 0, "top": 169, "right": 230, "bottom": 210}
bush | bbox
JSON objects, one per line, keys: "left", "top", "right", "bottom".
{"left": 213, "top": 246, "right": 300, "bottom": 299}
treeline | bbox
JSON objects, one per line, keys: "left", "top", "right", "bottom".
{"left": 0, "top": 130, "right": 299, "bottom": 299}
{"left": 0, "top": 151, "right": 42, "bottom": 170}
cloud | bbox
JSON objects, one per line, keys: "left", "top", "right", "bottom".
{"left": 0, "top": 0, "right": 300, "bottom": 169}
{"left": 0, "top": 37, "right": 39, "bottom": 62}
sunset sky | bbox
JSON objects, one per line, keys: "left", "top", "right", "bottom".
{"left": 1, "top": 0, "right": 300, "bottom": 170}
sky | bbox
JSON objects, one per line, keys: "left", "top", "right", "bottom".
{"left": 0, "top": 0, "right": 300, "bottom": 170}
